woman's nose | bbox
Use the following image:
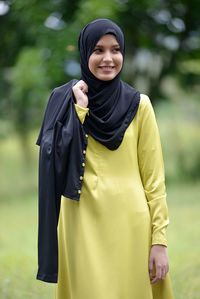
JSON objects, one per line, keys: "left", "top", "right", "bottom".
{"left": 102, "top": 51, "right": 113, "bottom": 63}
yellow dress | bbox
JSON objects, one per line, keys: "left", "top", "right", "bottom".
{"left": 55, "top": 94, "right": 174, "bottom": 299}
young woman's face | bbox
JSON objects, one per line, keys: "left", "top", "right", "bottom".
{"left": 88, "top": 34, "right": 123, "bottom": 81}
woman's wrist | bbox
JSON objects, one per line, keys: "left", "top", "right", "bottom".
{"left": 152, "top": 245, "right": 167, "bottom": 251}
{"left": 76, "top": 101, "right": 88, "bottom": 108}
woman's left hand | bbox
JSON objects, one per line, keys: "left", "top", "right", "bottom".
{"left": 149, "top": 244, "right": 169, "bottom": 284}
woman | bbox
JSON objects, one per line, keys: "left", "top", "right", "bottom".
{"left": 36, "top": 19, "right": 174, "bottom": 299}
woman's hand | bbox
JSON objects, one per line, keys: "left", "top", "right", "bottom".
{"left": 72, "top": 80, "right": 88, "bottom": 108}
{"left": 149, "top": 244, "right": 169, "bottom": 284}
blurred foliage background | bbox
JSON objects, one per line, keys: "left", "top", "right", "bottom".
{"left": 0, "top": 0, "right": 200, "bottom": 298}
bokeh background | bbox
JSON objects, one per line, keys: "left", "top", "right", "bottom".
{"left": 0, "top": 0, "right": 200, "bottom": 298}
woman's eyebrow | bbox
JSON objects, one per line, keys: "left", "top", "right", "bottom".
{"left": 95, "top": 44, "right": 120, "bottom": 48}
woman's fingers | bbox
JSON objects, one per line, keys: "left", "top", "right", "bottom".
{"left": 161, "top": 268, "right": 167, "bottom": 280}
{"left": 150, "top": 263, "right": 168, "bottom": 284}
{"left": 73, "top": 80, "right": 88, "bottom": 93}
{"left": 150, "top": 263, "right": 161, "bottom": 284}
{"left": 72, "top": 80, "right": 89, "bottom": 108}
{"left": 149, "top": 245, "right": 169, "bottom": 284}
{"left": 81, "top": 81, "right": 88, "bottom": 93}
{"left": 148, "top": 258, "right": 154, "bottom": 278}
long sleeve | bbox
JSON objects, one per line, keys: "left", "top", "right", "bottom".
{"left": 74, "top": 104, "right": 89, "bottom": 124}
{"left": 37, "top": 130, "right": 61, "bottom": 282}
{"left": 137, "top": 94, "right": 169, "bottom": 247}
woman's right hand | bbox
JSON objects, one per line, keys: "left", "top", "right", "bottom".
{"left": 72, "top": 80, "right": 88, "bottom": 108}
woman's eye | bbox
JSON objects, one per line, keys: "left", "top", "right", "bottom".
{"left": 93, "top": 48, "right": 121, "bottom": 53}
{"left": 113, "top": 48, "right": 121, "bottom": 52}
{"left": 94, "top": 48, "right": 102, "bottom": 53}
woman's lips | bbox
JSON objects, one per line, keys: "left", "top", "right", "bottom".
{"left": 98, "top": 66, "right": 115, "bottom": 72}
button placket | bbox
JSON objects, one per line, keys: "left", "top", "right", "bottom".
{"left": 77, "top": 132, "right": 88, "bottom": 197}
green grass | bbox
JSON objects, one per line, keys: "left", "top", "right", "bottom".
{"left": 0, "top": 134, "right": 55, "bottom": 298}
{"left": 0, "top": 131, "right": 200, "bottom": 298}
{"left": 166, "top": 182, "right": 200, "bottom": 299}
{"left": 0, "top": 194, "right": 55, "bottom": 299}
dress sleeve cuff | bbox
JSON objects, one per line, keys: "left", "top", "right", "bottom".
{"left": 151, "top": 232, "right": 168, "bottom": 247}
{"left": 74, "top": 104, "right": 89, "bottom": 124}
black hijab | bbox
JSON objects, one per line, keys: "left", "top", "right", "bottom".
{"left": 78, "top": 18, "right": 140, "bottom": 150}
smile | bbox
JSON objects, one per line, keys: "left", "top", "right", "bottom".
{"left": 99, "top": 66, "right": 115, "bottom": 68}
{"left": 98, "top": 66, "right": 115, "bottom": 72}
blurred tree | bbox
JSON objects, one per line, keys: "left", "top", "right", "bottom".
{"left": 7, "top": 47, "right": 50, "bottom": 158}
{"left": 114, "top": 0, "right": 200, "bottom": 100}
{"left": 0, "top": 0, "right": 200, "bottom": 140}
{"left": 0, "top": 0, "right": 81, "bottom": 67}
{"left": 0, "top": 0, "right": 81, "bottom": 149}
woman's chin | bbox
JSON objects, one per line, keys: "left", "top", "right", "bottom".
{"left": 95, "top": 72, "right": 117, "bottom": 81}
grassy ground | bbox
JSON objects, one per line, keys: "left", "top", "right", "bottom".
{"left": 166, "top": 181, "right": 200, "bottom": 299}
{"left": 0, "top": 194, "right": 55, "bottom": 299}
{"left": 0, "top": 133, "right": 200, "bottom": 298}
{"left": 0, "top": 134, "right": 55, "bottom": 299}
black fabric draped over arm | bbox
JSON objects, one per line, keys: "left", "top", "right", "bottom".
{"left": 36, "top": 79, "right": 88, "bottom": 283}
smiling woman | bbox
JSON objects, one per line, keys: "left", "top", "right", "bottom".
{"left": 88, "top": 34, "right": 123, "bottom": 81}
{"left": 36, "top": 18, "right": 174, "bottom": 299}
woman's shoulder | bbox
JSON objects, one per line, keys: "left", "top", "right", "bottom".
{"left": 137, "top": 93, "right": 153, "bottom": 114}
{"left": 140, "top": 93, "right": 151, "bottom": 105}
